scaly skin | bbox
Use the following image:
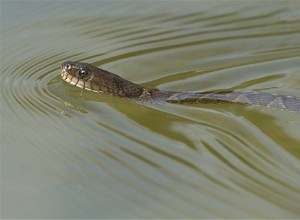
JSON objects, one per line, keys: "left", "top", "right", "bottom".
{"left": 61, "top": 61, "right": 300, "bottom": 113}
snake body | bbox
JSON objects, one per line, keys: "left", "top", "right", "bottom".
{"left": 61, "top": 61, "right": 300, "bottom": 113}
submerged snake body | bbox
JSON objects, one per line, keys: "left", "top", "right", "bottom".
{"left": 61, "top": 61, "right": 300, "bottom": 113}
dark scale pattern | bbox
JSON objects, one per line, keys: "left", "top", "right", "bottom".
{"left": 243, "top": 93, "right": 279, "bottom": 106}
{"left": 167, "top": 91, "right": 300, "bottom": 112}
{"left": 279, "top": 95, "right": 300, "bottom": 112}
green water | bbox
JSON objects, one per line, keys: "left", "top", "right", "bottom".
{"left": 1, "top": 0, "right": 300, "bottom": 218}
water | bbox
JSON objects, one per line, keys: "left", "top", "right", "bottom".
{"left": 1, "top": 1, "right": 300, "bottom": 218}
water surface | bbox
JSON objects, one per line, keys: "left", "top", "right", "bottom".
{"left": 1, "top": 1, "right": 300, "bottom": 218}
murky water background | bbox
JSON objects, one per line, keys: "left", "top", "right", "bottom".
{"left": 1, "top": 1, "right": 300, "bottom": 218}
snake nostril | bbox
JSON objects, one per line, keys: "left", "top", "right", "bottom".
{"left": 65, "top": 64, "right": 72, "bottom": 70}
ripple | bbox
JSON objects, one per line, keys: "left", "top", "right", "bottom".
{"left": 2, "top": 1, "right": 300, "bottom": 218}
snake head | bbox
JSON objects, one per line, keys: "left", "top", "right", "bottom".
{"left": 61, "top": 61, "right": 98, "bottom": 91}
{"left": 60, "top": 61, "right": 145, "bottom": 96}
{"left": 61, "top": 61, "right": 94, "bottom": 81}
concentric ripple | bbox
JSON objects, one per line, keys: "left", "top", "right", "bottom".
{"left": 1, "top": 1, "right": 300, "bottom": 219}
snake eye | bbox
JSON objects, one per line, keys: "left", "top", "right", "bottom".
{"left": 65, "top": 64, "right": 72, "bottom": 70}
{"left": 78, "top": 69, "right": 87, "bottom": 77}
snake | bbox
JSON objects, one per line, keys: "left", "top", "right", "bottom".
{"left": 61, "top": 61, "right": 300, "bottom": 113}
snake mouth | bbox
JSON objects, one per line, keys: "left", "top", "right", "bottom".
{"left": 61, "top": 69, "right": 86, "bottom": 89}
{"left": 61, "top": 69, "right": 78, "bottom": 86}
{"left": 60, "top": 69, "right": 99, "bottom": 92}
